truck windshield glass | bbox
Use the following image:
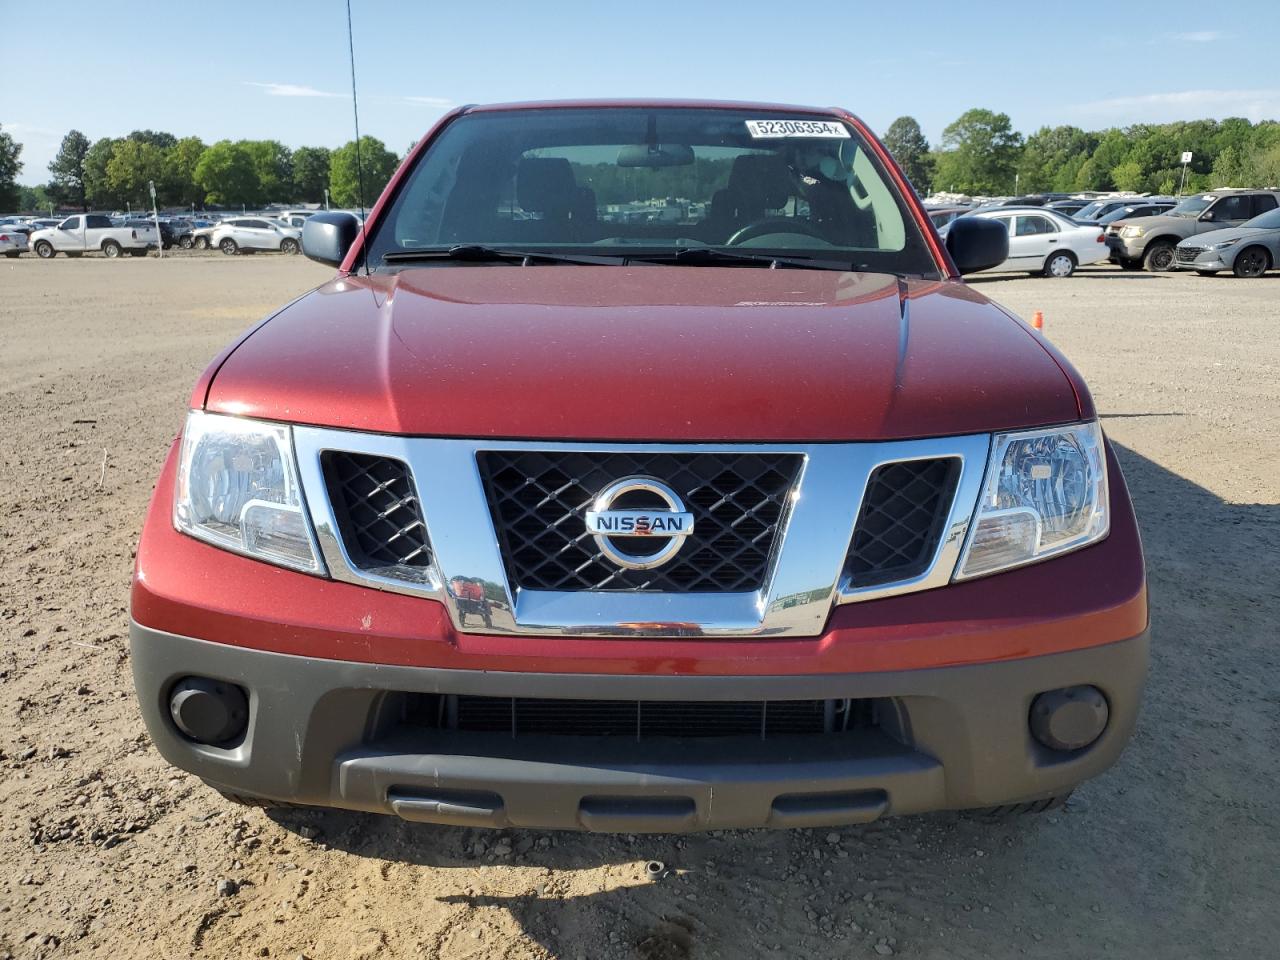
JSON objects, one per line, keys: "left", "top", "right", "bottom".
{"left": 1170, "top": 196, "right": 1213, "bottom": 216}
{"left": 366, "top": 107, "right": 939, "bottom": 277}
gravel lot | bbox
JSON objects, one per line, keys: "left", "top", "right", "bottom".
{"left": 2, "top": 255, "right": 1277, "bottom": 959}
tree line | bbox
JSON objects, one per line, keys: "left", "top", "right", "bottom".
{"left": 4, "top": 110, "right": 1280, "bottom": 214}
{"left": 0, "top": 126, "right": 403, "bottom": 213}
{"left": 883, "top": 110, "right": 1280, "bottom": 198}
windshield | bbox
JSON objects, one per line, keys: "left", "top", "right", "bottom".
{"left": 1074, "top": 201, "right": 1105, "bottom": 220}
{"left": 1170, "top": 196, "right": 1213, "bottom": 217}
{"left": 1242, "top": 207, "right": 1280, "bottom": 229}
{"left": 365, "top": 107, "right": 939, "bottom": 276}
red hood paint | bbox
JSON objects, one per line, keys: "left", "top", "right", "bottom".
{"left": 204, "top": 266, "right": 1084, "bottom": 441}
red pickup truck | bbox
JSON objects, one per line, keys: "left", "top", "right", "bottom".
{"left": 131, "top": 101, "right": 1147, "bottom": 832}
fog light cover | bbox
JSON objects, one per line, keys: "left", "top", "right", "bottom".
{"left": 169, "top": 676, "right": 249, "bottom": 745}
{"left": 1030, "top": 685, "right": 1109, "bottom": 752}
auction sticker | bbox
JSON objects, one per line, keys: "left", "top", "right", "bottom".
{"left": 745, "top": 119, "right": 850, "bottom": 139}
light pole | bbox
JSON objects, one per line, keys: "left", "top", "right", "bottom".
{"left": 324, "top": 188, "right": 330, "bottom": 211}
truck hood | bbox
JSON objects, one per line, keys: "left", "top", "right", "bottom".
{"left": 204, "top": 266, "right": 1082, "bottom": 442}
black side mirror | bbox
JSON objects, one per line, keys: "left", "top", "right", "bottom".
{"left": 945, "top": 217, "right": 1009, "bottom": 275}
{"left": 301, "top": 211, "right": 361, "bottom": 267}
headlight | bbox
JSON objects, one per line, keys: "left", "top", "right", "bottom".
{"left": 956, "top": 422, "right": 1109, "bottom": 580}
{"left": 173, "top": 412, "right": 324, "bottom": 574}
{"left": 1205, "top": 238, "right": 1239, "bottom": 251}
{"left": 1120, "top": 225, "right": 1145, "bottom": 238}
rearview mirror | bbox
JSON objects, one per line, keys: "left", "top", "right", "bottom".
{"left": 301, "top": 211, "right": 361, "bottom": 267}
{"left": 617, "top": 144, "right": 695, "bottom": 168}
{"left": 945, "top": 217, "right": 1009, "bottom": 275}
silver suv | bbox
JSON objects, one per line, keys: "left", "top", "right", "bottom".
{"left": 1104, "top": 189, "right": 1280, "bottom": 271}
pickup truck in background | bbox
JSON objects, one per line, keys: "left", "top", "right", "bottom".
{"left": 29, "top": 214, "right": 158, "bottom": 259}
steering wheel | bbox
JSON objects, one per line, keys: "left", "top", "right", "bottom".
{"left": 725, "top": 217, "right": 829, "bottom": 247}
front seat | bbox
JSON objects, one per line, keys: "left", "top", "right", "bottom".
{"left": 705, "top": 154, "right": 792, "bottom": 241}
{"left": 514, "top": 157, "right": 579, "bottom": 242}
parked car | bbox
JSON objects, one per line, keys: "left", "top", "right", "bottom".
{"left": 191, "top": 223, "right": 218, "bottom": 249}
{"left": 1046, "top": 199, "right": 1090, "bottom": 217}
{"left": 208, "top": 217, "right": 302, "bottom": 255}
{"left": 273, "top": 209, "right": 318, "bottom": 228}
{"left": 131, "top": 100, "right": 1145, "bottom": 830}
{"left": 1094, "top": 201, "right": 1175, "bottom": 227}
{"left": 29, "top": 214, "right": 158, "bottom": 258}
{"left": 1105, "top": 189, "right": 1280, "bottom": 271}
{"left": 925, "top": 205, "right": 970, "bottom": 229}
{"left": 945, "top": 207, "right": 1107, "bottom": 276}
{"left": 1072, "top": 197, "right": 1148, "bottom": 223}
{"left": 0, "top": 227, "right": 29, "bottom": 257}
{"left": 1175, "top": 205, "right": 1280, "bottom": 277}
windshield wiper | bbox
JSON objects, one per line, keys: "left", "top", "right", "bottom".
{"left": 632, "top": 247, "right": 858, "bottom": 271}
{"left": 383, "top": 245, "right": 627, "bottom": 266}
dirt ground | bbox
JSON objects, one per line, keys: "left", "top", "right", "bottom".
{"left": 2, "top": 254, "right": 1277, "bottom": 960}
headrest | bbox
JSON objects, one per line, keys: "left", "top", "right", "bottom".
{"left": 727, "top": 154, "right": 792, "bottom": 209}
{"left": 517, "top": 157, "right": 577, "bottom": 213}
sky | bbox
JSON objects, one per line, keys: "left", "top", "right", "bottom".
{"left": 3, "top": 0, "right": 1278, "bottom": 183}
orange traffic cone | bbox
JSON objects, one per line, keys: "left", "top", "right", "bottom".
{"left": 1031, "top": 310, "right": 1044, "bottom": 331}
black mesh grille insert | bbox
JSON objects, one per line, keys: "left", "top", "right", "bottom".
{"left": 322, "top": 452, "right": 432, "bottom": 571}
{"left": 478, "top": 451, "right": 803, "bottom": 592}
{"left": 404, "top": 694, "right": 876, "bottom": 740}
{"left": 844, "top": 458, "right": 960, "bottom": 588}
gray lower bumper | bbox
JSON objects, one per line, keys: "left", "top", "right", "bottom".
{"left": 130, "top": 622, "right": 1148, "bottom": 831}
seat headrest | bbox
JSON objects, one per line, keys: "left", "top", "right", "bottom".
{"left": 517, "top": 157, "right": 577, "bottom": 213}
{"left": 727, "top": 154, "right": 792, "bottom": 210}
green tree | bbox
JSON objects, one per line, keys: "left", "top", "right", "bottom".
{"left": 291, "top": 146, "right": 331, "bottom": 203}
{"left": 1110, "top": 160, "right": 1146, "bottom": 192}
{"left": 83, "top": 137, "right": 122, "bottom": 209}
{"left": 881, "top": 116, "right": 932, "bottom": 194}
{"left": 16, "top": 183, "right": 55, "bottom": 213}
{"left": 329, "top": 136, "right": 399, "bottom": 208}
{"left": 0, "top": 124, "right": 23, "bottom": 212}
{"left": 164, "top": 137, "right": 207, "bottom": 207}
{"left": 127, "top": 129, "right": 177, "bottom": 150}
{"left": 106, "top": 139, "right": 167, "bottom": 208}
{"left": 243, "top": 140, "right": 293, "bottom": 202}
{"left": 1210, "top": 146, "right": 1246, "bottom": 187}
{"left": 194, "top": 140, "right": 261, "bottom": 206}
{"left": 931, "top": 109, "right": 1023, "bottom": 194}
{"left": 48, "top": 130, "right": 91, "bottom": 211}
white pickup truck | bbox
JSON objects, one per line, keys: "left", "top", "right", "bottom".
{"left": 29, "top": 214, "right": 158, "bottom": 259}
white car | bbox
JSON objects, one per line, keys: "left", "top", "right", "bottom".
{"left": 946, "top": 208, "right": 1108, "bottom": 277}
{"left": 0, "top": 226, "right": 29, "bottom": 257}
{"left": 209, "top": 217, "right": 302, "bottom": 255}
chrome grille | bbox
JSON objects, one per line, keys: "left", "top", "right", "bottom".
{"left": 322, "top": 452, "right": 432, "bottom": 573}
{"left": 478, "top": 450, "right": 803, "bottom": 592}
{"left": 844, "top": 458, "right": 960, "bottom": 587}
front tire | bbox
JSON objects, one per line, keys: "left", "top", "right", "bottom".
{"left": 970, "top": 792, "right": 1072, "bottom": 820}
{"left": 1143, "top": 241, "right": 1176, "bottom": 272}
{"left": 1043, "top": 250, "right": 1076, "bottom": 278}
{"left": 1232, "top": 246, "right": 1271, "bottom": 278}
{"left": 102, "top": 240, "right": 122, "bottom": 259}
{"left": 280, "top": 238, "right": 299, "bottom": 255}
{"left": 194, "top": 235, "right": 209, "bottom": 250}
{"left": 34, "top": 240, "right": 55, "bottom": 259}
{"left": 178, "top": 235, "right": 194, "bottom": 250}
{"left": 219, "top": 237, "right": 238, "bottom": 255}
